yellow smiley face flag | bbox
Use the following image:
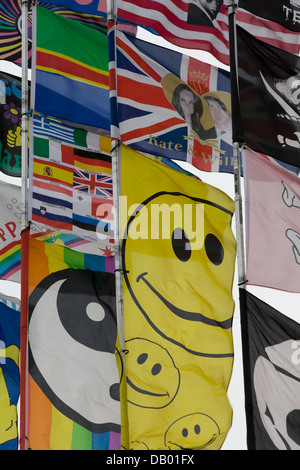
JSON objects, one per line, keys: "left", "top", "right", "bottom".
{"left": 120, "top": 145, "right": 236, "bottom": 450}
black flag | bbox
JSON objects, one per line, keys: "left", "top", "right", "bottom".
{"left": 240, "top": 289, "right": 300, "bottom": 450}
{"left": 238, "top": 0, "right": 300, "bottom": 33}
{"left": 237, "top": 26, "right": 300, "bottom": 168}
{"left": 0, "top": 71, "right": 23, "bottom": 177}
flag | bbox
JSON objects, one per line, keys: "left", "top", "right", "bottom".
{"left": 0, "top": 171, "right": 109, "bottom": 282}
{"left": 0, "top": 293, "right": 20, "bottom": 312}
{"left": 0, "top": 71, "right": 23, "bottom": 177}
{"left": 37, "top": 0, "right": 107, "bottom": 15}
{"left": 116, "top": 0, "right": 230, "bottom": 66}
{"left": 236, "top": 0, "right": 300, "bottom": 55}
{"left": 0, "top": 173, "right": 108, "bottom": 282}
{"left": 40, "top": 2, "right": 107, "bottom": 33}
{"left": 237, "top": 25, "right": 300, "bottom": 168}
{"left": 0, "top": 301, "right": 20, "bottom": 450}
{"left": 120, "top": 145, "right": 236, "bottom": 450}
{"left": 0, "top": 0, "right": 32, "bottom": 65}
{"left": 36, "top": 0, "right": 137, "bottom": 34}
{"left": 33, "top": 5, "right": 110, "bottom": 129}
{"left": 0, "top": 181, "right": 22, "bottom": 282}
{"left": 29, "top": 133, "right": 114, "bottom": 245}
{"left": 244, "top": 147, "right": 300, "bottom": 293}
{"left": 115, "top": 30, "right": 234, "bottom": 174}
{"left": 239, "top": 288, "right": 300, "bottom": 450}
{"left": 0, "top": 0, "right": 110, "bottom": 66}
{"left": 27, "top": 237, "right": 120, "bottom": 449}
{"left": 32, "top": 113, "right": 111, "bottom": 155}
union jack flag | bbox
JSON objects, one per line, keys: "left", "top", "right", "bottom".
{"left": 115, "top": 30, "right": 231, "bottom": 168}
{"left": 73, "top": 169, "right": 113, "bottom": 197}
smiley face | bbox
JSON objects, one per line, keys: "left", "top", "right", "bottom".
{"left": 125, "top": 337, "right": 180, "bottom": 409}
{"left": 122, "top": 192, "right": 236, "bottom": 357}
{"left": 164, "top": 413, "right": 220, "bottom": 450}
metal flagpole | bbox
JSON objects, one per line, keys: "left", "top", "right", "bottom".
{"left": 21, "top": 6, "right": 29, "bottom": 232}
{"left": 20, "top": 0, "right": 30, "bottom": 451}
{"left": 107, "top": 0, "right": 125, "bottom": 353}
{"left": 227, "top": 1, "right": 254, "bottom": 450}
{"left": 227, "top": 0, "right": 247, "bottom": 288}
{"left": 233, "top": 141, "right": 246, "bottom": 287}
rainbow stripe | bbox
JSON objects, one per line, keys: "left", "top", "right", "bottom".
{"left": 0, "top": 240, "right": 21, "bottom": 282}
{"left": 29, "top": 375, "right": 120, "bottom": 450}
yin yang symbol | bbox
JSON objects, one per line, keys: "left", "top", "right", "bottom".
{"left": 28, "top": 269, "right": 121, "bottom": 433}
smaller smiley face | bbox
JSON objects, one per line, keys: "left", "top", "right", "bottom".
{"left": 164, "top": 413, "right": 220, "bottom": 450}
{"left": 125, "top": 338, "right": 180, "bottom": 409}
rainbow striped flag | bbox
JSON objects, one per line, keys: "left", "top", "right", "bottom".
{"left": 34, "top": 5, "right": 110, "bottom": 129}
{"left": 27, "top": 238, "right": 120, "bottom": 450}
{"left": 0, "top": 240, "right": 21, "bottom": 283}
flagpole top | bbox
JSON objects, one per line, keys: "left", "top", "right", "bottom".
{"left": 226, "top": 0, "right": 237, "bottom": 14}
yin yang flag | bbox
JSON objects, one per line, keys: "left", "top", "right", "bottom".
{"left": 239, "top": 289, "right": 300, "bottom": 450}
{"left": 27, "top": 238, "right": 121, "bottom": 450}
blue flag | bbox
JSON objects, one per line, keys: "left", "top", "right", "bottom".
{"left": 0, "top": 302, "right": 20, "bottom": 450}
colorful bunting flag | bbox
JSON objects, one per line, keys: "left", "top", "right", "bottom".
{"left": 237, "top": 25, "right": 300, "bottom": 168}
{"left": 116, "top": 0, "right": 230, "bottom": 66}
{"left": 0, "top": 301, "right": 20, "bottom": 450}
{"left": 244, "top": 147, "right": 300, "bottom": 293}
{"left": 115, "top": 30, "right": 234, "bottom": 174}
{"left": 120, "top": 145, "right": 236, "bottom": 450}
{"left": 0, "top": 173, "right": 107, "bottom": 282}
{"left": 29, "top": 132, "right": 114, "bottom": 245}
{"left": 27, "top": 237, "right": 120, "bottom": 450}
{"left": 33, "top": 5, "right": 110, "bottom": 129}
{"left": 32, "top": 114, "right": 111, "bottom": 155}
{"left": 236, "top": 0, "right": 300, "bottom": 55}
{"left": 239, "top": 288, "right": 300, "bottom": 450}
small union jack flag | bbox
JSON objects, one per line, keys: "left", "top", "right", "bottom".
{"left": 73, "top": 169, "right": 113, "bottom": 197}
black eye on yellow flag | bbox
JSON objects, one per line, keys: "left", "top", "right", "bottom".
{"left": 120, "top": 145, "right": 236, "bottom": 450}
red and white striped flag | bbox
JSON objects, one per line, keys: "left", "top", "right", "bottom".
{"left": 116, "top": 0, "right": 230, "bottom": 66}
